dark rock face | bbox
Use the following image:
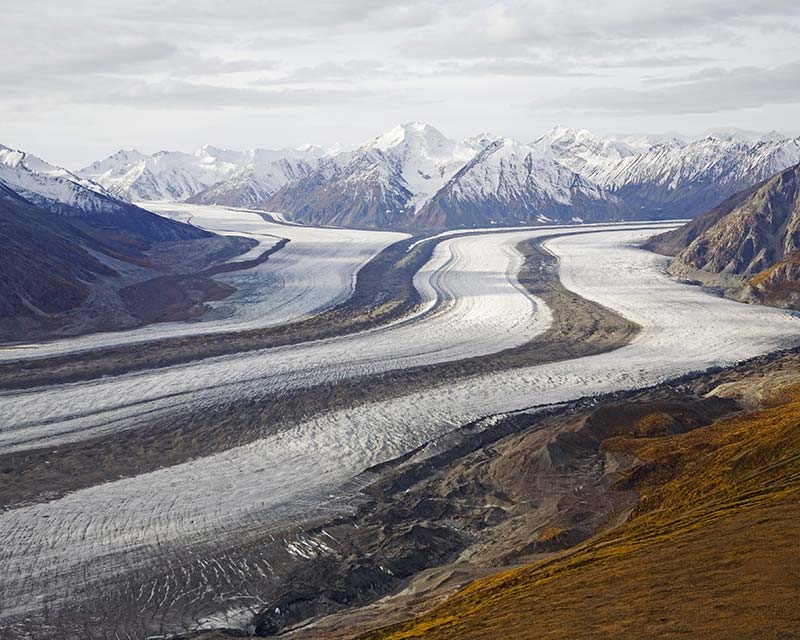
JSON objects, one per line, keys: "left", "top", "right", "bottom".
{"left": 265, "top": 157, "right": 412, "bottom": 230}
{"left": 0, "top": 184, "right": 121, "bottom": 319}
{"left": 0, "top": 181, "right": 243, "bottom": 340}
{"left": 675, "top": 166, "right": 799, "bottom": 275}
{"left": 252, "top": 523, "right": 466, "bottom": 636}
{"left": 645, "top": 163, "right": 800, "bottom": 309}
{"left": 414, "top": 140, "right": 631, "bottom": 230}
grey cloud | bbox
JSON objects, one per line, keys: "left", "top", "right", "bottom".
{"left": 115, "top": 0, "right": 445, "bottom": 32}
{"left": 402, "top": 0, "right": 799, "bottom": 60}
{"left": 272, "top": 60, "right": 386, "bottom": 84}
{"left": 433, "top": 59, "right": 594, "bottom": 78}
{"left": 602, "top": 56, "right": 714, "bottom": 69}
{"left": 532, "top": 61, "right": 800, "bottom": 114}
{"left": 1, "top": 0, "right": 798, "bottom": 166}
{"left": 86, "top": 80, "right": 373, "bottom": 109}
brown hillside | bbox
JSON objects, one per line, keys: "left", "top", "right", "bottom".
{"left": 357, "top": 386, "right": 800, "bottom": 640}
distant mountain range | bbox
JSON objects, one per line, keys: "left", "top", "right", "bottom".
{"left": 647, "top": 162, "right": 800, "bottom": 309}
{"left": 78, "top": 123, "right": 800, "bottom": 230}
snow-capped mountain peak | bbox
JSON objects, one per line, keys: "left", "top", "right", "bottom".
{"left": 532, "top": 125, "right": 644, "bottom": 177}
{"left": 462, "top": 132, "right": 499, "bottom": 152}
{"left": 363, "top": 121, "right": 446, "bottom": 152}
{"left": 0, "top": 143, "right": 123, "bottom": 215}
{"left": 72, "top": 124, "right": 800, "bottom": 231}
{"left": 414, "top": 134, "right": 629, "bottom": 229}
{"left": 355, "top": 122, "right": 479, "bottom": 211}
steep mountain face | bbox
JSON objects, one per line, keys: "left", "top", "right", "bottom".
{"left": 0, "top": 145, "right": 257, "bottom": 340}
{"left": 591, "top": 135, "right": 800, "bottom": 218}
{"left": 0, "top": 143, "right": 208, "bottom": 246}
{"left": 0, "top": 178, "right": 253, "bottom": 341}
{"left": 265, "top": 123, "right": 479, "bottom": 228}
{"left": 82, "top": 145, "right": 331, "bottom": 204}
{"left": 0, "top": 183, "right": 119, "bottom": 323}
{"left": 647, "top": 163, "right": 800, "bottom": 308}
{"left": 531, "top": 126, "right": 647, "bottom": 179}
{"left": 1, "top": 144, "right": 121, "bottom": 215}
{"left": 533, "top": 128, "right": 800, "bottom": 219}
{"left": 187, "top": 147, "right": 327, "bottom": 208}
{"left": 414, "top": 138, "right": 630, "bottom": 229}
{"left": 80, "top": 147, "right": 245, "bottom": 201}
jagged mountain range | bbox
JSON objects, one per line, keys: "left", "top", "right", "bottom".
{"left": 414, "top": 137, "right": 629, "bottom": 228}
{"left": 78, "top": 123, "right": 800, "bottom": 230}
{"left": 647, "top": 162, "right": 800, "bottom": 309}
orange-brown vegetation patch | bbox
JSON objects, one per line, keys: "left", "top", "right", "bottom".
{"left": 358, "top": 387, "right": 800, "bottom": 640}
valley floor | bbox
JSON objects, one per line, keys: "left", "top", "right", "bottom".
{"left": 0, "top": 213, "right": 798, "bottom": 639}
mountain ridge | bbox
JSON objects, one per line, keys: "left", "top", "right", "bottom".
{"left": 646, "top": 162, "right": 800, "bottom": 309}
{"left": 77, "top": 124, "right": 800, "bottom": 231}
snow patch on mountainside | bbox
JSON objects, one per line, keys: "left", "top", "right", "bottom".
{"left": 360, "top": 122, "right": 478, "bottom": 211}
{"left": 415, "top": 137, "right": 629, "bottom": 228}
{"left": 80, "top": 145, "right": 332, "bottom": 203}
{"left": 0, "top": 143, "right": 127, "bottom": 215}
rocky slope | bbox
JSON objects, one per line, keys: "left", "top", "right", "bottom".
{"left": 534, "top": 128, "right": 800, "bottom": 219}
{"left": 414, "top": 137, "right": 630, "bottom": 229}
{"left": 647, "top": 163, "right": 800, "bottom": 308}
{"left": 0, "top": 143, "right": 208, "bottom": 245}
{"left": 348, "top": 358, "right": 800, "bottom": 640}
{"left": 0, "top": 146, "right": 255, "bottom": 341}
{"left": 0, "top": 183, "right": 120, "bottom": 333}
{"left": 264, "top": 123, "right": 481, "bottom": 228}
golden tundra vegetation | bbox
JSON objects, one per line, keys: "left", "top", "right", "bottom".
{"left": 357, "top": 382, "right": 800, "bottom": 640}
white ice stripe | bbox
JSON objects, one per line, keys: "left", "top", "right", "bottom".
{"left": 2, "top": 225, "right": 799, "bottom": 622}
{"left": 0, "top": 228, "right": 552, "bottom": 450}
{"left": 0, "top": 203, "right": 405, "bottom": 362}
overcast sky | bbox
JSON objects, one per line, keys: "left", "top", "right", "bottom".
{"left": 2, "top": 0, "right": 799, "bottom": 168}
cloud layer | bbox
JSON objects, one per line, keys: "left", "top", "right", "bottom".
{"left": 2, "top": 0, "right": 798, "bottom": 166}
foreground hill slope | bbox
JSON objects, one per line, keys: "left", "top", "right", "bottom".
{"left": 647, "top": 163, "right": 800, "bottom": 308}
{"left": 356, "top": 377, "right": 800, "bottom": 640}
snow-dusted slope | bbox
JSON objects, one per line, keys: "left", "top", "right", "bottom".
{"left": 532, "top": 126, "right": 647, "bottom": 178}
{"left": 0, "top": 141, "right": 211, "bottom": 249}
{"left": 187, "top": 147, "right": 328, "bottom": 208}
{"left": 590, "top": 135, "right": 800, "bottom": 217}
{"left": 79, "top": 146, "right": 246, "bottom": 201}
{"left": 0, "top": 143, "right": 129, "bottom": 216}
{"left": 76, "top": 125, "right": 800, "bottom": 229}
{"left": 361, "top": 122, "right": 477, "bottom": 211}
{"left": 265, "top": 122, "right": 479, "bottom": 228}
{"left": 415, "top": 138, "right": 630, "bottom": 229}
{"left": 533, "top": 127, "right": 800, "bottom": 218}
{"left": 82, "top": 145, "right": 333, "bottom": 205}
